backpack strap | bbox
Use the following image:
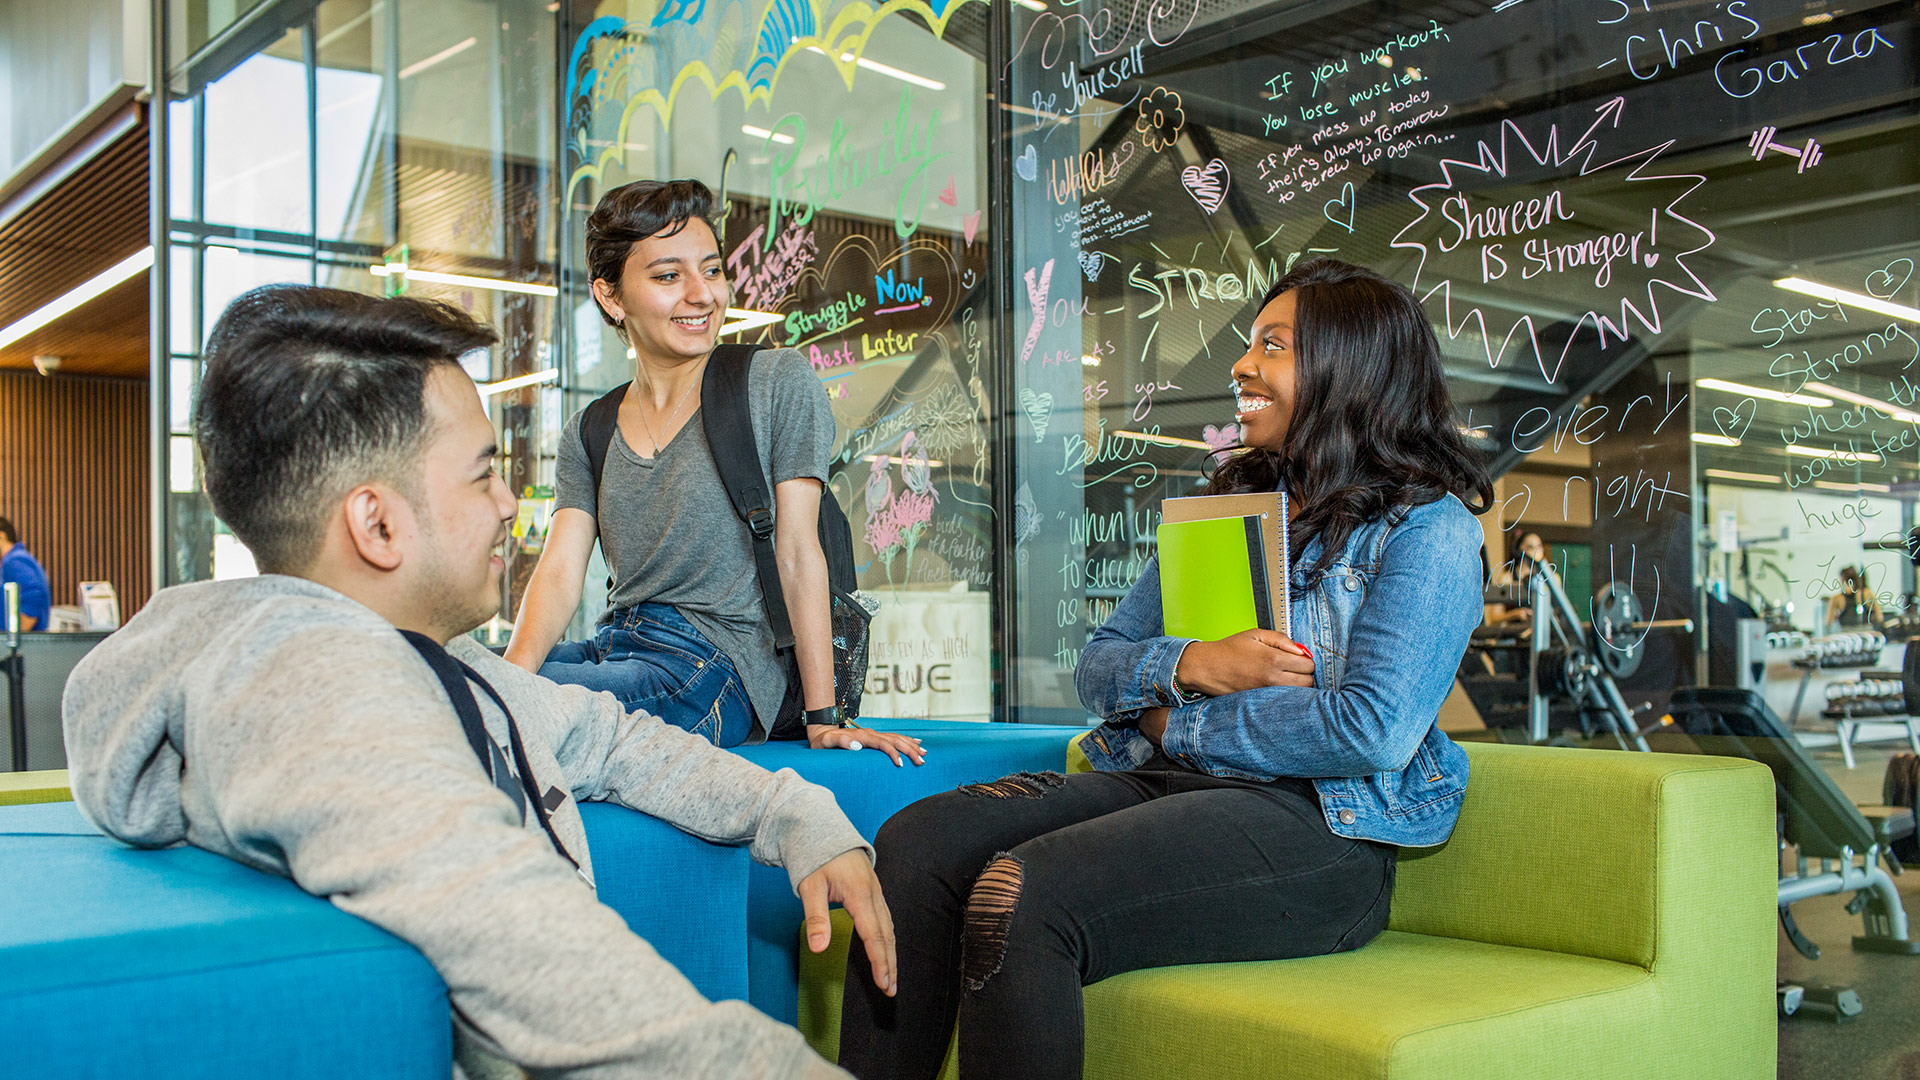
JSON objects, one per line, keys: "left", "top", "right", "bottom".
{"left": 701, "top": 343, "right": 793, "bottom": 650}
{"left": 579, "top": 381, "right": 631, "bottom": 508}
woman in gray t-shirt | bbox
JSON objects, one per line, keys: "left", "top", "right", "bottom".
{"left": 504, "top": 179, "right": 924, "bottom": 766}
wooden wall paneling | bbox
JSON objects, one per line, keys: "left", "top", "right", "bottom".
{"left": 0, "top": 369, "right": 151, "bottom": 618}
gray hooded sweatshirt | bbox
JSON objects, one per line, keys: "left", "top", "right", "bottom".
{"left": 62, "top": 575, "right": 864, "bottom": 1080}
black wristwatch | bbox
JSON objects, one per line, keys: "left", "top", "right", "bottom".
{"left": 805, "top": 705, "right": 851, "bottom": 728}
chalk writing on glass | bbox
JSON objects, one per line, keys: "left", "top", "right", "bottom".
{"left": 1392, "top": 96, "right": 1717, "bottom": 384}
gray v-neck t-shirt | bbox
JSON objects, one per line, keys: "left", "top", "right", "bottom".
{"left": 555, "top": 348, "right": 835, "bottom": 735}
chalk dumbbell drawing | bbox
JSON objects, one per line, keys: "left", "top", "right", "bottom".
{"left": 1748, "top": 127, "right": 1824, "bottom": 173}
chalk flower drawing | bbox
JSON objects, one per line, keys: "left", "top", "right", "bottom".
{"left": 1136, "top": 87, "right": 1186, "bottom": 153}
{"left": 1390, "top": 96, "right": 1717, "bottom": 385}
{"left": 915, "top": 388, "right": 976, "bottom": 456}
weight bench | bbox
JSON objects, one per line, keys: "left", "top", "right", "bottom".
{"left": 1660, "top": 687, "right": 1918, "bottom": 959}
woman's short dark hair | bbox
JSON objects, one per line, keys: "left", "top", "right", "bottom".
{"left": 194, "top": 285, "right": 497, "bottom": 573}
{"left": 1205, "top": 257, "right": 1494, "bottom": 570}
{"left": 585, "top": 179, "right": 718, "bottom": 327}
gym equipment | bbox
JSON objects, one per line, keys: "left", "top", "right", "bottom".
{"left": 1776, "top": 984, "right": 1862, "bottom": 1022}
{"left": 1748, "top": 126, "right": 1825, "bottom": 171}
{"left": 1662, "top": 688, "right": 1919, "bottom": 959}
{"left": 1475, "top": 555, "right": 1692, "bottom": 750}
{"left": 1662, "top": 688, "right": 1919, "bottom": 1022}
{"left": 1802, "top": 631, "right": 1886, "bottom": 668}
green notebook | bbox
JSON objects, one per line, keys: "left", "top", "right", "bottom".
{"left": 1158, "top": 492, "right": 1291, "bottom": 641}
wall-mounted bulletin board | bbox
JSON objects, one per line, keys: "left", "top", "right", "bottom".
{"left": 561, "top": 0, "right": 1920, "bottom": 724}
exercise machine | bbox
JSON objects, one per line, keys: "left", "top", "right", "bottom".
{"left": 1660, "top": 687, "right": 1918, "bottom": 1018}
{"left": 1467, "top": 554, "right": 1692, "bottom": 750}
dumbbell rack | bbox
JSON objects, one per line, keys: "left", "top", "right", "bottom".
{"left": 1786, "top": 632, "right": 1920, "bottom": 768}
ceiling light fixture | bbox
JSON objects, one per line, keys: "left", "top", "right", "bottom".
{"left": 1785, "top": 444, "right": 1877, "bottom": 463}
{"left": 368, "top": 264, "right": 558, "bottom": 297}
{"left": 1775, "top": 276, "right": 1920, "bottom": 324}
{"left": 1111, "top": 430, "right": 1213, "bottom": 451}
{"left": 1691, "top": 433, "right": 1741, "bottom": 447}
{"left": 741, "top": 123, "right": 796, "bottom": 145}
{"left": 398, "top": 37, "right": 477, "bottom": 79}
{"left": 719, "top": 307, "right": 784, "bottom": 336}
{"left": 1695, "top": 377, "right": 1832, "bottom": 407}
{"left": 478, "top": 369, "right": 558, "bottom": 396}
{"left": 1801, "top": 382, "right": 1920, "bottom": 423}
{"left": 1813, "top": 480, "right": 1891, "bottom": 493}
{"left": 1704, "top": 468, "right": 1782, "bottom": 484}
{"left": 802, "top": 46, "right": 948, "bottom": 91}
{"left": 0, "top": 246, "right": 154, "bottom": 350}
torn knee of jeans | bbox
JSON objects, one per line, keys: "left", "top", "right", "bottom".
{"left": 962, "top": 853, "right": 1024, "bottom": 991}
{"left": 956, "top": 771, "right": 1066, "bottom": 799}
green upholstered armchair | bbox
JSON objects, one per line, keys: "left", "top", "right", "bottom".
{"left": 798, "top": 740, "right": 1777, "bottom": 1080}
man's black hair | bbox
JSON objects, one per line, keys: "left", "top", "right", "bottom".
{"left": 193, "top": 285, "right": 497, "bottom": 573}
{"left": 0, "top": 517, "right": 15, "bottom": 545}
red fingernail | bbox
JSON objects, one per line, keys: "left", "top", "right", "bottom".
{"left": 1298, "top": 643, "right": 1313, "bottom": 661}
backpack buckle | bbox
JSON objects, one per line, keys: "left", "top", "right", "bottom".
{"left": 747, "top": 507, "right": 776, "bottom": 540}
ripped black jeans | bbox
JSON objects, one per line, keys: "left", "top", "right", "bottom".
{"left": 837, "top": 754, "right": 1396, "bottom": 1080}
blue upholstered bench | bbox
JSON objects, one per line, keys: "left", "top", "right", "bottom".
{"left": 0, "top": 800, "right": 449, "bottom": 1078}
{"left": 0, "top": 718, "right": 1084, "bottom": 1075}
{"left": 732, "top": 719, "right": 1088, "bottom": 1023}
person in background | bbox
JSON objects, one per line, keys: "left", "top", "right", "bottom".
{"left": 835, "top": 259, "right": 1493, "bottom": 1080}
{"left": 1495, "top": 531, "right": 1549, "bottom": 620}
{"left": 62, "top": 285, "right": 896, "bottom": 1080}
{"left": 503, "top": 179, "right": 923, "bottom": 766}
{"left": 0, "top": 517, "right": 51, "bottom": 631}
{"left": 1827, "top": 565, "right": 1884, "bottom": 629}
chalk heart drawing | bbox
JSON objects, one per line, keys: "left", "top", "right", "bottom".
{"left": 1020, "top": 387, "right": 1055, "bottom": 442}
{"left": 1390, "top": 96, "right": 1718, "bottom": 385}
{"left": 1015, "top": 145, "right": 1038, "bottom": 182}
{"left": 963, "top": 210, "right": 982, "bottom": 245}
{"left": 1202, "top": 423, "right": 1241, "bottom": 450}
{"left": 1322, "top": 181, "right": 1356, "bottom": 234}
{"left": 1713, "top": 398, "right": 1755, "bottom": 443}
{"left": 1181, "top": 159, "right": 1230, "bottom": 213}
{"left": 1869, "top": 257, "right": 1915, "bottom": 300}
{"left": 1079, "top": 250, "right": 1104, "bottom": 282}
{"left": 937, "top": 177, "right": 957, "bottom": 206}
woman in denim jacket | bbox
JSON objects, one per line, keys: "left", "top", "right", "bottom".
{"left": 836, "top": 259, "right": 1493, "bottom": 1080}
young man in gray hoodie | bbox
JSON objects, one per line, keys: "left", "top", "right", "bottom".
{"left": 62, "top": 285, "right": 896, "bottom": 1080}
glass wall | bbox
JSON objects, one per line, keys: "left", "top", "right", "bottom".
{"left": 162, "top": 0, "right": 1920, "bottom": 735}
{"left": 561, "top": 0, "right": 998, "bottom": 718}
{"left": 995, "top": 0, "right": 1920, "bottom": 730}
{"left": 160, "top": 0, "right": 557, "bottom": 630}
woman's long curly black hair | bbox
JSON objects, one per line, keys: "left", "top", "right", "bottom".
{"left": 1205, "top": 258, "right": 1493, "bottom": 570}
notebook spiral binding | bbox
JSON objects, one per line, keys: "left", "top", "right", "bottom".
{"left": 1277, "top": 486, "right": 1290, "bottom": 639}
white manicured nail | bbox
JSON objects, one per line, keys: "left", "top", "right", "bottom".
{"left": 848, "top": 740, "right": 864, "bottom": 752}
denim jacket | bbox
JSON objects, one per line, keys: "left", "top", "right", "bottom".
{"left": 1074, "top": 493, "right": 1484, "bottom": 848}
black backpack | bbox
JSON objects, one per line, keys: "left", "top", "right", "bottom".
{"left": 578, "top": 343, "right": 870, "bottom": 736}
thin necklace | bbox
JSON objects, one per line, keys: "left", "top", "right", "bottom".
{"left": 635, "top": 358, "right": 704, "bottom": 458}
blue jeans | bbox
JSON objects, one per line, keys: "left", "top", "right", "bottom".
{"left": 539, "top": 603, "right": 755, "bottom": 747}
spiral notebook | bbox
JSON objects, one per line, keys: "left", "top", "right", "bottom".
{"left": 1157, "top": 491, "right": 1292, "bottom": 641}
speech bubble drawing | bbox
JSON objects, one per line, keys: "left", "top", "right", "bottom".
{"left": 1390, "top": 97, "right": 1717, "bottom": 385}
